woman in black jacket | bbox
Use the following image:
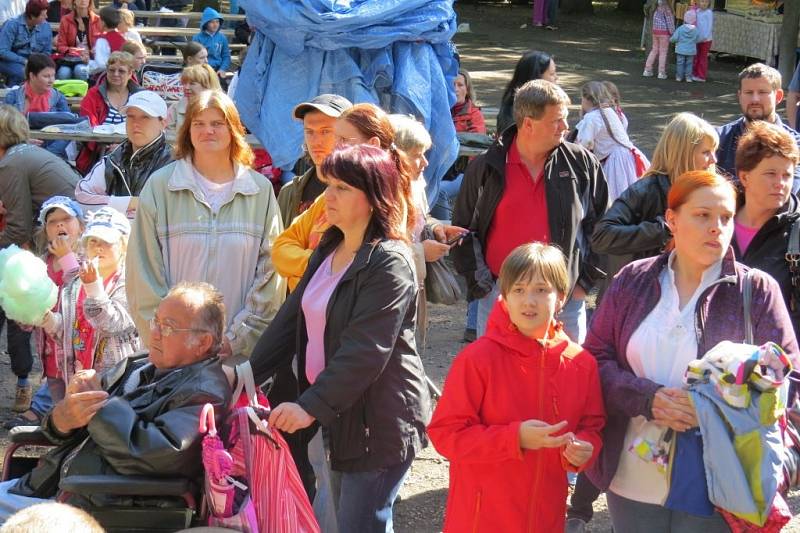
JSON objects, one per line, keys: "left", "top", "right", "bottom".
{"left": 250, "top": 144, "right": 430, "bottom": 532}
{"left": 732, "top": 121, "right": 800, "bottom": 339}
{"left": 591, "top": 112, "right": 719, "bottom": 263}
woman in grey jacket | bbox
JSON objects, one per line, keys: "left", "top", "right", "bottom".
{"left": 250, "top": 144, "right": 430, "bottom": 533}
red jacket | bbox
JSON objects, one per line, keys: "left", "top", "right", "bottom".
{"left": 452, "top": 99, "right": 486, "bottom": 134}
{"left": 56, "top": 11, "right": 104, "bottom": 55}
{"left": 428, "top": 302, "right": 606, "bottom": 533}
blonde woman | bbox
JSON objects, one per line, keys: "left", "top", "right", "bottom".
{"left": 591, "top": 112, "right": 719, "bottom": 260}
{"left": 127, "top": 90, "right": 285, "bottom": 358}
{"left": 167, "top": 63, "right": 221, "bottom": 131}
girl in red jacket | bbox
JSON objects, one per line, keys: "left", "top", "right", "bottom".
{"left": 428, "top": 242, "right": 606, "bottom": 533}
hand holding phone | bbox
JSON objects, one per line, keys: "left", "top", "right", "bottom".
{"left": 445, "top": 231, "right": 472, "bottom": 246}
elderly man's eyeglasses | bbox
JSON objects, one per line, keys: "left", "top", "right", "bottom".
{"left": 149, "top": 317, "right": 207, "bottom": 337}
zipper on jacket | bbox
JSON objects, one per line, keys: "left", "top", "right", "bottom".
{"left": 552, "top": 397, "right": 560, "bottom": 418}
{"left": 471, "top": 490, "right": 482, "bottom": 533}
{"left": 525, "top": 349, "right": 547, "bottom": 533}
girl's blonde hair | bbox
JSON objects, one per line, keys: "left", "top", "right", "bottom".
{"left": 107, "top": 51, "right": 134, "bottom": 70}
{"left": 0, "top": 105, "right": 29, "bottom": 148}
{"left": 180, "top": 64, "right": 221, "bottom": 92}
{"left": 644, "top": 112, "right": 719, "bottom": 181}
{"left": 118, "top": 8, "right": 134, "bottom": 28}
{"left": 602, "top": 81, "right": 621, "bottom": 107}
{"left": 174, "top": 90, "right": 254, "bottom": 167}
{"left": 499, "top": 242, "right": 569, "bottom": 298}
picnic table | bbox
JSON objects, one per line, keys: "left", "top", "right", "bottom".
{"left": 28, "top": 130, "right": 488, "bottom": 157}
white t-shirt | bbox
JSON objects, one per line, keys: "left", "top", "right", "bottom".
{"left": 609, "top": 252, "right": 723, "bottom": 504}
{"left": 194, "top": 168, "right": 235, "bottom": 213}
{"left": 0, "top": 0, "right": 25, "bottom": 26}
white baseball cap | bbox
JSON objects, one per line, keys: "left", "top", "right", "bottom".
{"left": 82, "top": 207, "right": 131, "bottom": 245}
{"left": 124, "top": 91, "right": 168, "bottom": 119}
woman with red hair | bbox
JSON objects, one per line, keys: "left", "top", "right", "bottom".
{"left": 584, "top": 169, "right": 798, "bottom": 531}
{"left": 0, "top": 0, "right": 53, "bottom": 86}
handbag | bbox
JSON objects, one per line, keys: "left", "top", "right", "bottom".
{"left": 421, "top": 226, "right": 462, "bottom": 305}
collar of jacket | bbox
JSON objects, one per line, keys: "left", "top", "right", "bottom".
{"left": 484, "top": 298, "right": 573, "bottom": 360}
{"left": 113, "top": 131, "right": 168, "bottom": 167}
{"left": 639, "top": 246, "right": 738, "bottom": 287}
{"left": 168, "top": 157, "right": 261, "bottom": 198}
{"left": 484, "top": 125, "right": 565, "bottom": 176}
{"left": 313, "top": 227, "right": 382, "bottom": 282}
{"left": 98, "top": 79, "right": 141, "bottom": 101}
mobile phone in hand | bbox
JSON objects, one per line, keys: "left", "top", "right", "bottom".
{"left": 445, "top": 231, "right": 472, "bottom": 246}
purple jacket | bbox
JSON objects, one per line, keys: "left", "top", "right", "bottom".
{"left": 584, "top": 248, "right": 799, "bottom": 490}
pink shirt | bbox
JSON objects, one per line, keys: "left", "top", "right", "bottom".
{"left": 734, "top": 219, "right": 759, "bottom": 255}
{"left": 301, "top": 252, "right": 352, "bottom": 384}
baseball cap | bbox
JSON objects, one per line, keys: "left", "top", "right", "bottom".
{"left": 82, "top": 207, "right": 131, "bottom": 244}
{"left": 292, "top": 94, "right": 353, "bottom": 120}
{"left": 39, "top": 196, "right": 83, "bottom": 225}
{"left": 123, "top": 90, "right": 168, "bottom": 119}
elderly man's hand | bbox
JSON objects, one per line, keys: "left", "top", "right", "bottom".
{"left": 268, "top": 402, "right": 315, "bottom": 433}
{"left": 52, "top": 370, "right": 109, "bottom": 433}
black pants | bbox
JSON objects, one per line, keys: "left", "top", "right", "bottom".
{"left": 567, "top": 473, "right": 603, "bottom": 522}
{"left": 0, "top": 306, "right": 32, "bottom": 380}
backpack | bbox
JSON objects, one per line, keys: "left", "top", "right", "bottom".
{"left": 200, "top": 362, "right": 320, "bottom": 533}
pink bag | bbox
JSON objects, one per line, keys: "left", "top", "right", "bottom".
{"left": 218, "top": 362, "right": 320, "bottom": 533}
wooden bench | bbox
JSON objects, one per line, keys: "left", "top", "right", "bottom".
{"left": 28, "top": 130, "right": 488, "bottom": 157}
{"left": 131, "top": 10, "right": 247, "bottom": 22}
{"left": 49, "top": 22, "right": 235, "bottom": 39}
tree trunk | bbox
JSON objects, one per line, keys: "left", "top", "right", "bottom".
{"left": 560, "top": 0, "right": 593, "bottom": 15}
{"left": 779, "top": 0, "right": 800, "bottom": 86}
{"left": 617, "top": 0, "right": 643, "bottom": 13}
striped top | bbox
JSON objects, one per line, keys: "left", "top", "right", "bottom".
{"left": 103, "top": 104, "right": 125, "bottom": 126}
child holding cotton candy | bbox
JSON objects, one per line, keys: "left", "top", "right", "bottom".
{"left": 39, "top": 207, "right": 141, "bottom": 379}
{"left": 4, "top": 197, "right": 86, "bottom": 428}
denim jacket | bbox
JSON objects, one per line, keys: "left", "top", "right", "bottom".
{"left": 0, "top": 15, "right": 52, "bottom": 65}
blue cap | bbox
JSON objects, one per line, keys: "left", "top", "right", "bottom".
{"left": 39, "top": 196, "right": 83, "bottom": 225}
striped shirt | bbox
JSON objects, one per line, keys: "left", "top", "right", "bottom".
{"left": 103, "top": 104, "right": 125, "bottom": 126}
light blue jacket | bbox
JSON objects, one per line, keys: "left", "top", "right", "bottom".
{"left": 0, "top": 14, "right": 52, "bottom": 65}
{"left": 670, "top": 23, "right": 698, "bottom": 56}
{"left": 192, "top": 7, "right": 231, "bottom": 71}
{"left": 4, "top": 86, "right": 70, "bottom": 113}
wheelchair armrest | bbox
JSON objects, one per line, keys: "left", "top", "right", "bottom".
{"left": 8, "top": 426, "right": 49, "bottom": 445}
{"left": 59, "top": 475, "right": 192, "bottom": 497}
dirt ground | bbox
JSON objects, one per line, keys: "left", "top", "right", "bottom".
{"left": 0, "top": 2, "right": 796, "bottom": 532}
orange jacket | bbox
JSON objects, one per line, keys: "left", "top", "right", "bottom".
{"left": 272, "top": 195, "right": 329, "bottom": 291}
{"left": 56, "top": 11, "right": 103, "bottom": 56}
{"left": 428, "top": 301, "right": 606, "bottom": 533}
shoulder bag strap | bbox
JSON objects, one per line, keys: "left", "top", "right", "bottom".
{"left": 743, "top": 269, "right": 754, "bottom": 345}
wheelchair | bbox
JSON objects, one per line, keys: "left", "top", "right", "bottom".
{"left": 1, "top": 425, "right": 230, "bottom": 532}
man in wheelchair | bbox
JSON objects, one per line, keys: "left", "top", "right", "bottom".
{"left": 0, "top": 281, "right": 233, "bottom": 523}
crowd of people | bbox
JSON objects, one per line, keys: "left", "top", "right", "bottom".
{"left": 0, "top": 0, "right": 800, "bottom": 532}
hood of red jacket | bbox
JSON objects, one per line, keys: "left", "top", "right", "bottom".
{"left": 483, "top": 296, "right": 572, "bottom": 358}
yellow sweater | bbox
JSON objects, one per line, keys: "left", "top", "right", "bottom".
{"left": 273, "top": 195, "right": 330, "bottom": 291}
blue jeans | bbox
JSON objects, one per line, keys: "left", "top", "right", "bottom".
{"left": 332, "top": 454, "right": 414, "bottom": 533}
{"left": 606, "top": 491, "right": 730, "bottom": 533}
{"left": 466, "top": 300, "right": 477, "bottom": 331}
{"left": 429, "top": 174, "right": 464, "bottom": 222}
{"left": 56, "top": 64, "right": 90, "bottom": 81}
{"left": 477, "top": 282, "right": 586, "bottom": 343}
{"left": 0, "top": 479, "right": 48, "bottom": 523}
{"left": 309, "top": 430, "right": 338, "bottom": 533}
{"left": 676, "top": 54, "right": 695, "bottom": 80}
{"left": 0, "top": 61, "right": 25, "bottom": 87}
{"left": 546, "top": 0, "right": 558, "bottom": 25}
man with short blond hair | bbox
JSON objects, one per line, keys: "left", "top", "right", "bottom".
{"left": 452, "top": 79, "right": 609, "bottom": 342}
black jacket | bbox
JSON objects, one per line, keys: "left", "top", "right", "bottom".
{"left": 104, "top": 133, "right": 174, "bottom": 197}
{"left": 11, "top": 354, "right": 232, "bottom": 507}
{"left": 250, "top": 230, "right": 431, "bottom": 473}
{"left": 591, "top": 172, "right": 672, "bottom": 261}
{"left": 451, "top": 126, "right": 609, "bottom": 301}
{"left": 733, "top": 194, "right": 800, "bottom": 338}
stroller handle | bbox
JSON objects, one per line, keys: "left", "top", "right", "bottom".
{"left": 199, "top": 403, "right": 217, "bottom": 436}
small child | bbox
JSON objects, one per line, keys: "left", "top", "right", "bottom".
{"left": 602, "top": 80, "right": 628, "bottom": 129}
{"left": 118, "top": 8, "right": 142, "bottom": 43}
{"left": 428, "top": 243, "right": 606, "bottom": 533}
{"left": 40, "top": 207, "right": 140, "bottom": 379}
{"left": 193, "top": 7, "right": 231, "bottom": 77}
{"left": 576, "top": 81, "right": 649, "bottom": 201}
{"left": 5, "top": 197, "right": 85, "bottom": 428}
{"left": 671, "top": 9, "right": 699, "bottom": 82}
{"left": 87, "top": 6, "right": 127, "bottom": 75}
{"left": 691, "top": 0, "right": 713, "bottom": 82}
{"left": 643, "top": 0, "right": 675, "bottom": 80}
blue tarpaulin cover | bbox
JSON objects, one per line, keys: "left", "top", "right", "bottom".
{"left": 235, "top": 0, "right": 459, "bottom": 208}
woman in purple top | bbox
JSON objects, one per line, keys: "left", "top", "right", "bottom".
{"left": 584, "top": 169, "right": 798, "bottom": 532}
{"left": 250, "top": 144, "right": 430, "bottom": 532}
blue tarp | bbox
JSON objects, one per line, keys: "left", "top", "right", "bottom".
{"left": 235, "top": 0, "right": 459, "bottom": 209}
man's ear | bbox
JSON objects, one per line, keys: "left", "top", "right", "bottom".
{"left": 775, "top": 88, "right": 785, "bottom": 106}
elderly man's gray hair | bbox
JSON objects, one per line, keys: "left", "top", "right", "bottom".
{"left": 166, "top": 281, "right": 226, "bottom": 355}
{"left": 513, "top": 79, "right": 571, "bottom": 127}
